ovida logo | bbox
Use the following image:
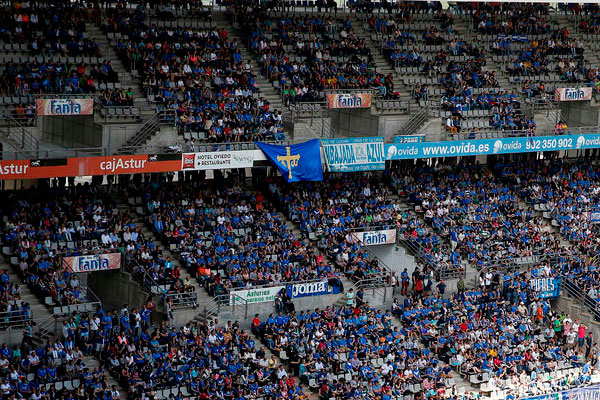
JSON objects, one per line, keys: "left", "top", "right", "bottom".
{"left": 576, "top": 136, "right": 586, "bottom": 149}
{"left": 493, "top": 140, "right": 503, "bottom": 154}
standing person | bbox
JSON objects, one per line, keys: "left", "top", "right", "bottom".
{"left": 457, "top": 277, "right": 465, "bottom": 294}
{"left": 401, "top": 268, "right": 409, "bottom": 296}
{"left": 586, "top": 332, "right": 593, "bottom": 361}
{"left": 346, "top": 288, "right": 355, "bottom": 308}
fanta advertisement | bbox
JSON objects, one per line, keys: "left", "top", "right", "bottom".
{"left": 352, "top": 229, "right": 397, "bottom": 246}
{"left": 326, "top": 93, "right": 372, "bottom": 109}
{"left": 62, "top": 253, "right": 121, "bottom": 273}
{"left": 36, "top": 98, "right": 94, "bottom": 116}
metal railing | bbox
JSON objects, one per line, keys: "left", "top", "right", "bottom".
{"left": 202, "top": 293, "right": 248, "bottom": 322}
{"left": 399, "top": 103, "right": 429, "bottom": 135}
{"left": 119, "top": 111, "right": 166, "bottom": 152}
{"left": 161, "top": 291, "right": 198, "bottom": 311}
{"left": 122, "top": 256, "right": 164, "bottom": 295}
{"left": 398, "top": 233, "right": 464, "bottom": 280}
{"left": 0, "top": 308, "right": 33, "bottom": 330}
{"left": 561, "top": 273, "right": 600, "bottom": 322}
{"left": 0, "top": 114, "right": 40, "bottom": 155}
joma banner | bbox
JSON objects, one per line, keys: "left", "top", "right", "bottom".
{"left": 36, "top": 98, "right": 94, "bottom": 116}
{"left": 62, "top": 253, "right": 121, "bottom": 273}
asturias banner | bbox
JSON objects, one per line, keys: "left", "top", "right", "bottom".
{"left": 322, "top": 137, "right": 385, "bottom": 172}
{"left": 326, "top": 93, "right": 372, "bottom": 109}
{"left": 229, "top": 286, "right": 284, "bottom": 306}
{"left": 256, "top": 139, "right": 323, "bottom": 182}
{"left": 385, "top": 134, "right": 600, "bottom": 160}
{"left": 352, "top": 228, "right": 397, "bottom": 245}
{"left": 63, "top": 253, "right": 121, "bottom": 273}
{"left": 36, "top": 98, "right": 94, "bottom": 116}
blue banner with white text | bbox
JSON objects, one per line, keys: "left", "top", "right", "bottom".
{"left": 385, "top": 134, "right": 600, "bottom": 160}
{"left": 256, "top": 139, "right": 323, "bottom": 182}
{"left": 322, "top": 137, "right": 385, "bottom": 172}
{"left": 286, "top": 280, "right": 342, "bottom": 299}
{"left": 529, "top": 277, "right": 561, "bottom": 299}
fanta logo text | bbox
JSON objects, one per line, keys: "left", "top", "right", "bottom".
{"left": 77, "top": 255, "right": 110, "bottom": 272}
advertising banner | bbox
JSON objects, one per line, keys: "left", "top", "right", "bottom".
{"left": 524, "top": 385, "right": 600, "bottom": 400}
{"left": 322, "top": 137, "right": 385, "bottom": 172}
{"left": 529, "top": 277, "right": 561, "bottom": 299}
{"left": 0, "top": 154, "right": 182, "bottom": 180}
{"left": 394, "top": 135, "right": 425, "bottom": 144}
{"left": 555, "top": 87, "right": 593, "bottom": 102}
{"left": 286, "top": 280, "right": 342, "bottom": 299}
{"left": 351, "top": 228, "right": 397, "bottom": 245}
{"left": 385, "top": 134, "right": 600, "bottom": 160}
{"left": 63, "top": 253, "right": 121, "bottom": 273}
{"left": 326, "top": 93, "right": 373, "bottom": 109}
{"left": 256, "top": 139, "right": 323, "bottom": 182}
{"left": 181, "top": 151, "right": 255, "bottom": 170}
{"left": 36, "top": 98, "right": 94, "bottom": 116}
{"left": 590, "top": 211, "right": 600, "bottom": 224}
{"left": 229, "top": 286, "right": 284, "bottom": 306}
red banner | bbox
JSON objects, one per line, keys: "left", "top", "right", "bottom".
{"left": 0, "top": 154, "right": 182, "bottom": 180}
{"left": 36, "top": 98, "right": 94, "bottom": 116}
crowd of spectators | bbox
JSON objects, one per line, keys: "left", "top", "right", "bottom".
{"left": 0, "top": 307, "right": 118, "bottom": 399}
{"left": 268, "top": 173, "right": 395, "bottom": 281}
{"left": 235, "top": 3, "right": 397, "bottom": 103}
{"left": 108, "top": 11, "right": 285, "bottom": 142}
{"left": 391, "top": 161, "right": 562, "bottom": 269}
{"left": 256, "top": 304, "right": 456, "bottom": 399}
{"left": 394, "top": 267, "right": 598, "bottom": 399}
{"left": 0, "top": 183, "right": 193, "bottom": 307}
{"left": 99, "top": 88, "right": 134, "bottom": 107}
{"left": 0, "top": 60, "right": 118, "bottom": 96}
{"left": 143, "top": 176, "right": 335, "bottom": 296}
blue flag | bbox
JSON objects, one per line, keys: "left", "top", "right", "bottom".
{"left": 255, "top": 139, "right": 323, "bottom": 182}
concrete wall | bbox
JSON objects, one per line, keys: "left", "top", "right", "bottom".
{"left": 40, "top": 115, "right": 102, "bottom": 148}
{"left": 559, "top": 101, "right": 600, "bottom": 128}
{"left": 102, "top": 124, "right": 140, "bottom": 150}
{"left": 331, "top": 109, "right": 379, "bottom": 137}
{"left": 377, "top": 115, "right": 412, "bottom": 141}
{"left": 87, "top": 269, "right": 151, "bottom": 311}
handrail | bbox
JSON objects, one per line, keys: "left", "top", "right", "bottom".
{"left": 400, "top": 104, "right": 429, "bottom": 135}
{"left": 122, "top": 255, "right": 164, "bottom": 295}
{"left": 397, "top": 232, "right": 463, "bottom": 280}
{"left": 120, "top": 111, "right": 163, "bottom": 151}
{"left": 202, "top": 293, "right": 248, "bottom": 321}
{"left": 161, "top": 291, "right": 198, "bottom": 310}
{"left": 0, "top": 308, "right": 33, "bottom": 330}
{"left": 0, "top": 114, "right": 40, "bottom": 154}
{"left": 561, "top": 273, "right": 600, "bottom": 322}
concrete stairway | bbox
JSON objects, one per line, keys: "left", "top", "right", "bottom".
{"left": 112, "top": 195, "right": 220, "bottom": 325}
{"left": 212, "top": 13, "right": 286, "bottom": 116}
{"left": 83, "top": 355, "right": 129, "bottom": 398}
{"left": 0, "top": 254, "right": 53, "bottom": 323}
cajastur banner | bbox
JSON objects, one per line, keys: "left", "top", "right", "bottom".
{"left": 0, "top": 154, "right": 182, "bottom": 180}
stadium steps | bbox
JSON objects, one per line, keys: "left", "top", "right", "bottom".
{"left": 82, "top": 355, "right": 128, "bottom": 398}
{"left": 113, "top": 194, "right": 221, "bottom": 324}
{"left": 212, "top": 13, "right": 286, "bottom": 114}
{"left": 0, "top": 253, "right": 53, "bottom": 322}
{"left": 350, "top": 16, "right": 416, "bottom": 115}
{"left": 246, "top": 328, "right": 318, "bottom": 400}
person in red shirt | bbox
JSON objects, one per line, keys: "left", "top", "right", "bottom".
{"left": 251, "top": 314, "right": 261, "bottom": 335}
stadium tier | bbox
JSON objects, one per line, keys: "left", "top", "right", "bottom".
{"left": 6, "top": 2, "right": 600, "bottom": 400}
